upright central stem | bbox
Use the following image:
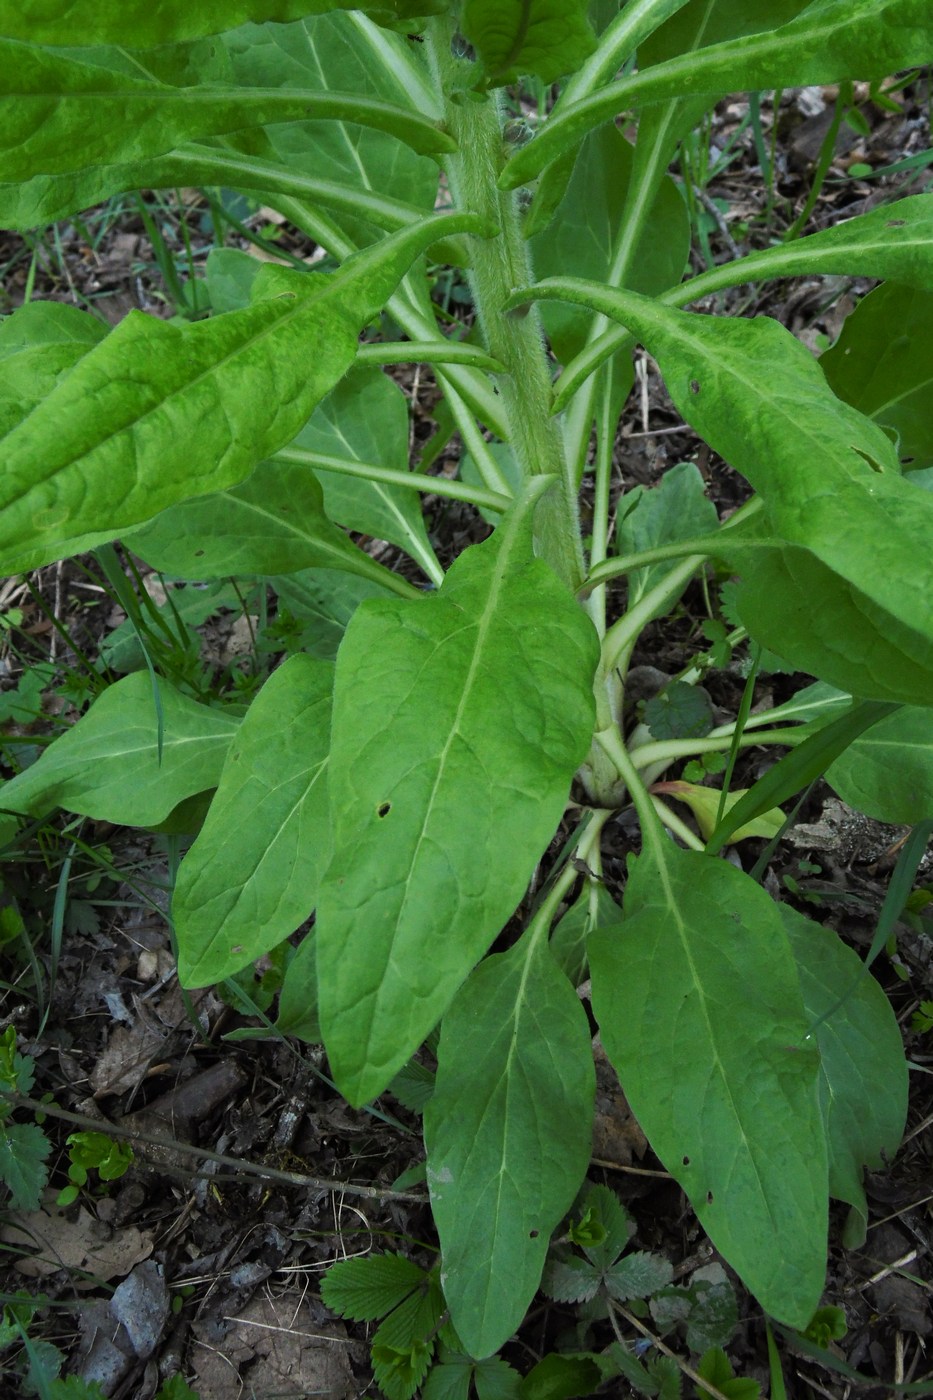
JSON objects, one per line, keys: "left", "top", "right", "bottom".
{"left": 426, "top": 21, "right": 584, "bottom": 591}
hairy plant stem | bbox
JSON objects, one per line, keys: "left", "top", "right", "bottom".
{"left": 425, "top": 20, "right": 584, "bottom": 591}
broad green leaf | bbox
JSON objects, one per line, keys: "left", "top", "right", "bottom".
{"left": 293, "top": 367, "right": 438, "bottom": 576}
{"left": 615, "top": 462, "right": 717, "bottom": 610}
{"left": 519, "top": 1352, "right": 603, "bottom": 1400}
{"left": 781, "top": 906, "right": 908, "bottom": 1247}
{"left": 0, "top": 300, "right": 106, "bottom": 356}
{"left": 522, "top": 281, "right": 933, "bottom": 705}
{"left": 0, "top": 211, "right": 485, "bottom": 575}
{"left": 0, "top": 302, "right": 107, "bottom": 436}
{"left": 552, "top": 193, "right": 933, "bottom": 414}
{"left": 0, "top": 1122, "right": 50, "bottom": 1210}
{"left": 175, "top": 656, "right": 333, "bottom": 988}
{"left": 422, "top": 1359, "right": 473, "bottom": 1400}
{"left": 0, "top": 9, "right": 446, "bottom": 239}
{"left": 0, "top": 38, "right": 453, "bottom": 187}
{"left": 534, "top": 1248, "right": 599, "bottom": 1307}
{"left": 0, "top": 1, "right": 444, "bottom": 46}
{"left": 0, "top": 674, "right": 238, "bottom": 826}
{"left": 821, "top": 282, "right": 933, "bottom": 470}
{"left": 271, "top": 569, "right": 391, "bottom": 660}
{"left": 604, "top": 1250, "right": 674, "bottom": 1303}
{"left": 652, "top": 781, "right": 784, "bottom": 843}
{"left": 826, "top": 706, "right": 933, "bottom": 825}
{"left": 650, "top": 1263, "right": 738, "bottom": 1354}
{"left": 317, "top": 484, "right": 599, "bottom": 1105}
{"left": 462, "top": 0, "right": 597, "bottom": 86}
{"left": 530, "top": 125, "right": 689, "bottom": 414}
{"left": 501, "top": 0, "right": 933, "bottom": 189}
{"left": 220, "top": 15, "right": 441, "bottom": 250}
{"left": 125, "top": 459, "right": 406, "bottom": 594}
{"left": 473, "top": 1356, "right": 524, "bottom": 1400}
{"left": 590, "top": 846, "right": 827, "bottom": 1327}
{"left": 424, "top": 929, "right": 595, "bottom": 1358}
{"left": 205, "top": 247, "right": 263, "bottom": 314}
{"left": 320, "top": 1252, "right": 428, "bottom": 1323}
{"left": 726, "top": 531, "right": 933, "bottom": 708}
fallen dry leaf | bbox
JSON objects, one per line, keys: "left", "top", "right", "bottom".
{"left": 1, "top": 1191, "right": 153, "bottom": 1283}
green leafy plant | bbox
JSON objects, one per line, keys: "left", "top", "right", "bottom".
{"left": 55, "top": 1131, "right": 134, "bottom": 1208}
{"left": 801, "top": 1304, "right": 847, "bottom": 1350}
{"left": 1, "top": 0, "right": 930, "bottom": 1372}
{"left": 0, "top": 1027, "right": 50, "bottom": 1209}
{"left": 320, "top": 1204, "right": 691, "bottom": 1399}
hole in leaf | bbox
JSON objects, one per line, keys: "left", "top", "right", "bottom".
{"left": 377, "top": 801, "right": 392, "bottom": 818}
{"left": 682, "top": 1156, "right": 690, "bottom": 1167}
{"left": 886, "top": 219, "right": 907, "bottom": 227}
{"left": 706, "top": 1191, "right": 714, "bottom": 1205}
{"left": 689, "top": 379, "right": 700, "bottom": 394}
{"left": 529, "top": 1229, "right": 539, "bottom": 1239}
{"left": 852, "top": 446, "right": 884, "bottom": 473}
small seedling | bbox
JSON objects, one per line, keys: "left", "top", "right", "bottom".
{"left": 56, "top": 1131, "right": 134, "bottom": 1207}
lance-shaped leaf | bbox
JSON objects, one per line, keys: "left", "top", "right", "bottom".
{"left": 0, "top": 140, "right": 438, "bottom": 239}
{"left": 462, "top": 0, "right": 596, "bottom": 86}
{"left": 125, "top": 459, "right": 413, "bottom": 596}
{"left": 0, "top": 210, "right": 486, "bottom": 576}
{"left": 0, "top": 1, "right": 445, "bottom": 46}
{"left": 517, "top": 279, "right": 933, "bottom": 705}
{"left": 699, "top": 194, "right": 933, "bottom": 295}
{"left": 780, "top": 906, "right": 908, "bottom": 1247}
{"left": 552, "top": 194, "right": 933, "bottom": 413}
{"left": 590, "top": 846, "right": 827, "bottom": 1328}
{"left": 501, "top": 0, "right": 933, "bottom": 188}
{"left": 0, "top": 37, "right": 453, "bottom": 188}
{"left": 175, "top": 656, "right": 333, "bottom": 988}
{"left": 0, "top": 674, "right": 239, "bottom": 826}
{"left": 826, "top": 706, "right": 933, "bottom": 825}
{"left": 423, "top": 928, "right": 595, "bottom": 1358}
{"left": 316, "top": 484, "right": 599, "bottom": 1106}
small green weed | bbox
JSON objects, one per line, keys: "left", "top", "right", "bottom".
{"left": 55, "top": 1131, "right": 134, "bottom": 1208}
